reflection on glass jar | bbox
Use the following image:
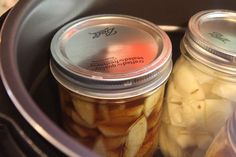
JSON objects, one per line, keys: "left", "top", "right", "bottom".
{"left": 50, "top": 15, "right": 172, "bottom": 157}
{"left": 205, "top": 109, "right": 236, "bottom": 157}
{"left": 159, "top": 10, "right": 236, "bottom": 157}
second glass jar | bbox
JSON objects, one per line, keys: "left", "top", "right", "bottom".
{"left": 159, "top": 10, "right": 236, "bottom": 157}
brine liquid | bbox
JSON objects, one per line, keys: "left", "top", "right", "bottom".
{"left": 59, "top": 85, "right": 165, "bottom": 157}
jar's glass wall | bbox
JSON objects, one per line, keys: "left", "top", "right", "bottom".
{"left": 59, "top": 83, "right": 165, "bottom": 157}
{"left": 159, "top": 53, "right": 236, "bottom": 157}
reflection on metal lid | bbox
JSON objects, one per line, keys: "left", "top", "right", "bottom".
{"left": 62, "top": 23, "right": 158, "bottom": 74}
{"left": 50, "top": 14, "right": 172, "bottom": 99}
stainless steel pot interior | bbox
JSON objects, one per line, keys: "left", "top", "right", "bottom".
{"left": 0, "top": 0, "right": 236, "bottom": 156}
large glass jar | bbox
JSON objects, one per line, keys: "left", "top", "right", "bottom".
{"left": 205, "top": 109, "right": 236, "bottom": 157}
{"left": 159, "top": 10, "right": 236, "bottom": 157}
{"left": 50, "top": 15, "right": 172, "bottom": 157}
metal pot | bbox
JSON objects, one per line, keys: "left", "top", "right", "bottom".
{"left": 0, "top": 0, "right": 235, "bottom": 156}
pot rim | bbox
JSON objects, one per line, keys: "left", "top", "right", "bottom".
{"left": 0, "top": 0, "right": 99, "bottom": 157}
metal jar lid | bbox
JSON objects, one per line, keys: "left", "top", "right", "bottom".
{"left": 50, "top": 14, "right": 172, "bottom": 99}
{"left": 183, "top": 10, "right": 236, "bottom": 74}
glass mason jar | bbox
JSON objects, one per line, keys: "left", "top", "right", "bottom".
{"left": 205, "top": 109, "right": 236, "bottom": 157}
{"left": 50, "top": 15, "right": 172, "bottom": 157}
{"left": 159, "top": 10, "right": 236, "bottom": 157}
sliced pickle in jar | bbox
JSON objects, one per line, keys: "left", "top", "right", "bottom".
{"left": 72, "top": 97, "right": 96, "bottom": 125}
{"left": 205, "top": 99, "right": 233, "bottom": 135}
{"left": 124, "top": 116, "right": 147, "bottom": 157}
{"left": 144, "top": 87, "right": 163, "bottom": 117}
{"left": 211, "top": 81, "right": 236, "bottom": 102}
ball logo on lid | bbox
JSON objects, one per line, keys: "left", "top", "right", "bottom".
{"left": 89, "top": 27, "right": 117, "bottom": 39}
{"left": 208, "top": 31, "right": 231, "bottom": 44}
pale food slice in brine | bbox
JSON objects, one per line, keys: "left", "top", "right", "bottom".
{"left": 211, "top": 81, "right": 236, "bottom": 102}
{"left": 72, "top": 97, "right": 96, "bottom": 125}
{"left": 205, "top": 99, "right": 233, "bottom": 135}
{"left": 144, "top": 87, "right": 163, "bottom": 117}
{"left": 93, "top": 137, "right": 107, "bottom": 157}
{"left": 97, "top": 123, "right": 129, "bottom": 137}
{"left": 159, "top": 123, "right": 187, "bottom": 157}
{"left": 124, "top": 116, "right": 147, "bottom": 157}
{"left": 173, "top": 60, "right": 200, "bottom": 94}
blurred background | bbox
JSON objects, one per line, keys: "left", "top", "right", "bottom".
{"left": 0, "top": 0, "right": 17, "bottom": 15}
